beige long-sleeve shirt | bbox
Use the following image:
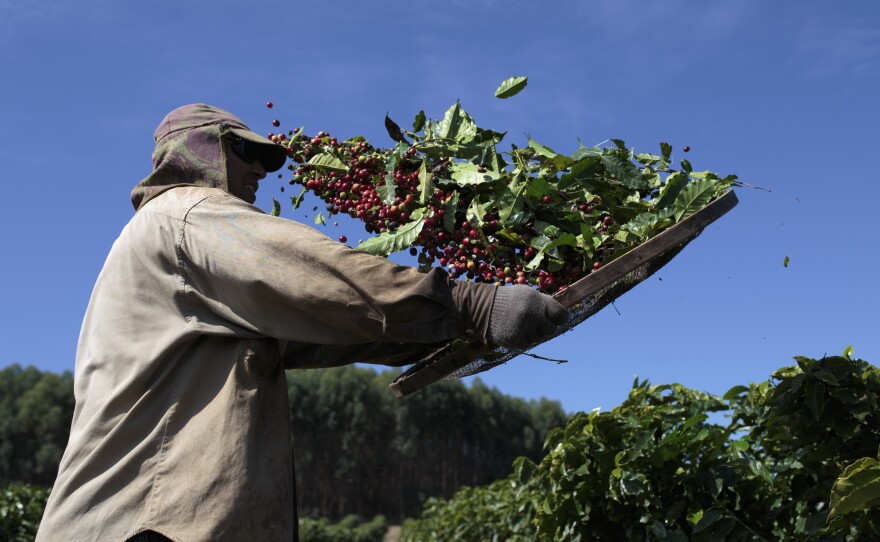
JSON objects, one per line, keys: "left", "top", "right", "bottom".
{"left": 36, "top": 186, "right": 495, "bottom": 542}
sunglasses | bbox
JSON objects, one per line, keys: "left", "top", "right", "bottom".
{"left": 226, "top": 134, "right": 261, "bottom": 164}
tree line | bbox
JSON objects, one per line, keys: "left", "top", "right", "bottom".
{"left": 0, "top": 363, "right": 566, "bottom": 521}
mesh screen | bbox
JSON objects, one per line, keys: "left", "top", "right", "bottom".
{"left": 440, "top": 230, "right": 700, "bottom": 380}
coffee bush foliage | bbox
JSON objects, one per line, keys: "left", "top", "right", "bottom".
{"left": 269, "top": 80, "right": 739, "bottom": 295}
{"left": 298, "top": 514, "right": 388, "bottom": 542}
{"left": 0, "top": 484, "right": 49, "bottom": 542}
{"left": 402, "top": 349, "right": 880, "bottom": 541}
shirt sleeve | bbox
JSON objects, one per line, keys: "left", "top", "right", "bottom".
{"left": 280, "top": 341, "right": 443, "bottom": 370}
{"left": 178, "top": 192, "right": 496, "bottom": 346}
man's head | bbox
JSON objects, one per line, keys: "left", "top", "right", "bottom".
{"left": 224, "top": 133, "right": 267, "bottom": 204}
{"left": 132, "top": 104, "right": 287, "bottom": 210}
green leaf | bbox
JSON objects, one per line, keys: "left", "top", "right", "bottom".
{"left": 614, "top": 230, "right": 638, "bottom": 244}
{"left": 622, "top": 212, "right": 659, "bottom": 240}
{"left": 692, "top": 509, "right": 723, "bottom": 533}
{"left": 571, "top": 145, "right": 602, "bottom": 161}
{"left": 466, "top": 198, "right": 487, "bottom": 228}
{"left": 843, "top": 345, "right": 855, "bottom": 359}
{"left": 443, "top": 191, "right": 459, "bottom": 232}
{"left": 653, "top": 171, "right": 688, "bottom": 210}
{"left": 722, "top": 385, "right": 749, "bottom": 401}
{"left": 290, "top": 187, "right": 307, "bottom": 210}
{"left": 535, "top": 221, "right": 560, "bottom": 237}
{"left": 413, "top": 110, "right": 426, "bottom": 132}
{"left": 558, "top": 156, "right": 601, "bottom": 189}
{"left": 271, "top": 198, "right": 281, "bottom": 217}
{"left": 683, "top": 413, "right": 708, "bottom": 430}
{"left": 494, "top": 76, "right": 528, "bottom": 99}
{"left": 673, "top": 176, "right": 722, "bottom": 221}
{"left": 529, "top": 235, "right": 553, "bottom": 251}
{"left": 635, "top": 153, "right": 661, "bottom": 167}
{"left": 474, "top": 128, "right": 506, "bottom": 145}
{"left": 660, "top": 142, "right": 673, "bottom": 163}
{"left": 601, "top": 152, "right": 644, "bottom": 189}
{"left": 417, "top": 159, "right": 433, "bottom": 205}
{"left": 381, "top": 152, "right": 399, "bottom": 205}
{"left": 813, "top": 370, "right": 840, "bottom": 386}
{"left": 306, "top": 153, "right": 349, "bottom": 172}
{"left": 376, "top": 183, "right": 392, "bottom": 206}
{"left": 524, "top": 176, "right": 555, "bottom": 201}
{"left": 478, "top": 141, "right": 504, "bottom": 173}
{"left": 681, "top": 159, "right": 693, "bottom": 173}
{"left": 547, "top": 233, "right": 577, "bottom": 250}
{"left": 498, "top": 181, "right": 527, "bottom": 225}
{"left": 523, "top": 251, "right": 545, "bottom": 272}
{"left": 356, "top": 210, "right": 427, "bottom": 256}
{"left": 805, "top": 379, "right": 825, "bottom": 420}
{"left": 448, "top": 162, "right": 500, "bottom": 186}
{"left": 828, "top": 456, "right": 880, "bottom": 521}
{"left": 783, "top": 255, "right": 790, "bottom": 268}
{"left": 434, "top": 101, "right": 477, "bottom": 143}
{"left": 528, "top": 137, "right": 557, "bottom": 159}
{"left": 314, "top": 211, "right": 326, "bottom": 226}
{"left": 709, "top": 477, "right": 724, "bottom": 498}
{"left": 643, "top": 169, "right": 663, "bottom": 190}
{"left": 730, "top": 439, "right": 749, "bottom": 453}
{"left": 748, "top": 458, "right": 774, "bottom": 482}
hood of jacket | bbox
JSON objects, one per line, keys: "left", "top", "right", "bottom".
{"left": 131, "top": 104, "right": 286, "bottom": 211}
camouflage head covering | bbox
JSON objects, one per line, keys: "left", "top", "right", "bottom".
{"left": 131, "top": 104, "right": 287, "bottom": 211}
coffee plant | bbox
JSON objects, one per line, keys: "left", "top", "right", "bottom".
{"left": 0, "top": 484, "right": 49, "bottom": 542}
{"left": 267, "top": 78, "right": 740, "bottom": 294}
{"left": 298, "top": 514, "right": 388, "bottom": 542}
{"left": 401, "top": 348, "right": 880, "bottom": 541}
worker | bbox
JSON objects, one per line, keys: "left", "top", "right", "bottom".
{"left": 36, "top": 104, "right": 569, "bottom": 542}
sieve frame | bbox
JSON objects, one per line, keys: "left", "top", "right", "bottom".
{"left": 389, "top": 189, "right": 739, "bottom": 398}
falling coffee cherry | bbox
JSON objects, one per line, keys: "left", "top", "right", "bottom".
{"left": 266, "top": 102, "right": 274, "bottom": 109}
{"left": 338, "top": 235, "right": 347, "bottom": 243}
{"left": 272, "top": 119, "right": 281, "bottom": 127}
{"left": 683, "top": 145, "right": 690, "bottom": 152}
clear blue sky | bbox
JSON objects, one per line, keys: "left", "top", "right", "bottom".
{"left": 2, "top": 0, "right": 878, "bottom": 414}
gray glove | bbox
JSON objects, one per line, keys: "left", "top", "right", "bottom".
{"left": 488, "top": 285, "right": 570, "bottom": 349}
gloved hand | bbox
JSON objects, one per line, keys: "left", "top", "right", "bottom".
{"left": 488, "top": 285, "right": 570, "bottom": 350}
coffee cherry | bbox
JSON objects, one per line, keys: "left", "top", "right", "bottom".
{"left": 272, "top": 120, "right": 281, "bottom": 127}
{"left": 266, "top": 102, "right": 274, "bottom": 108}
{"left": 683, "top": 146, "right": 690, "bottom": 152}
{"left": 267, "top": 126, "right": 649, "bottom": 294}
{"left": 338, "top": 235, "right": 347, "bottom": 243}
